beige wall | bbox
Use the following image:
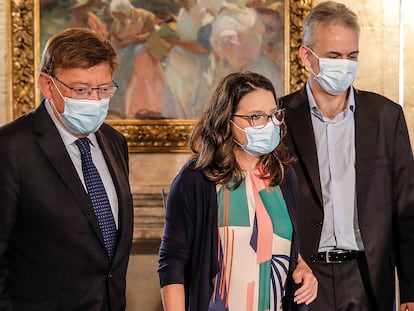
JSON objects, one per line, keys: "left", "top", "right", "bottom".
{"left": 0, "top": 1, "right": 413, "bottom": 310}
{"left": 313, "top": 0, "right": 414, "bottom": 144}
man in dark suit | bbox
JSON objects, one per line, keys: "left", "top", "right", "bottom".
{"left": 280, "top": 1, "right": 414, "bottom": 310}
{"left": 0, "top": 28, "right": 133, "bottom": 310}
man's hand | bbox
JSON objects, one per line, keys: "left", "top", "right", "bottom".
{"left": 293, "top": 254, "right": 318, "bottom": 305}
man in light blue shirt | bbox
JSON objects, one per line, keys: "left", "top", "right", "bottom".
{"left": 308, "top": 85, "right": 364, "bottom": 253}
{"left": 280, "top": 1, "right": 414, "bottom": 310}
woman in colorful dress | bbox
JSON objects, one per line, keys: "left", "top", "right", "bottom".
{"left": 158, "top": 71, "right": 317, "bottom": 311}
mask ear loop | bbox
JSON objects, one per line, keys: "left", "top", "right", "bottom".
{"left": 306, "top": 47, "right": 320, "bottom": 59}
{"left": 230, "top": 119, "right": 247, "bottom": 133}
{"left": 47, "top": 77, "right": 62, "bottom": 114}
{"left": 49, "top": 77, "right": 66, "bottom": 100}
{"left": 230, "top": 119, "right": 247, "bottom": 148}
{"left": 47, "top": 77, "right": 80, "bottom": 136}
{"left": 305, "top": 47, "right": 321, "bottom": 79}
{"left": 47, "top": 95, "right": 75, "bottom": 135}
{"left": 48, "top": 76, "right": 67, "bottom": 118}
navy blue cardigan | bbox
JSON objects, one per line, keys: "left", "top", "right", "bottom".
{"left": 158, "top": 160, "right": 308, "bottom": 311}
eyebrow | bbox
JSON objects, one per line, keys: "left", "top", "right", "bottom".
{"left": 327, "top": 50, "right": 359, "bottom": 57}
{"left": 238, "top": 108, "right": 279, "bottom": 115}
{"left": 69, "top": 82, "right": 113, "bottom": 87}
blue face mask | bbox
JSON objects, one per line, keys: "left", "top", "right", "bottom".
{"left": 308, "top": 48, "right": 358, "bottom": 95}
{"left": 60, "top": 97, "right": 109, "bottom": 134}
{"left": 232, "top": 121, "right": 281, "bottom": 156}
{"left": 51, "top": 79, "right": 109, "bottom": 135}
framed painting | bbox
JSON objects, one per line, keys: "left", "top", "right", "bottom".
{"left": 7, "top": 0, "right": 311, "bottom": 152}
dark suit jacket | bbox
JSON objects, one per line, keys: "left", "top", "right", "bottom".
{"left": 280, "top": 86, "right": 414, "bottom": 310}
{"left": 0, "top": 101, "right": 134, "bottom": 311}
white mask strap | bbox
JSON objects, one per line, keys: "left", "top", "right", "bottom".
{"left": 307, "top": 47, "right": 320, "bottom": 60}
{"left": 50, "top": 77, "right": 65, "bottom": 100}
{"left": 230, "top": 119, "right": 247, "bottom": 133}
{"left": 306, "top": 47, "right": 321, "bottom": 78}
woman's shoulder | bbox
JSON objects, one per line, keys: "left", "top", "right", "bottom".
{"left": 280, "top": 165, "right": 299, "bottom": 203}
{"left": 174, "top": 159, "right": 213, "bottom": 187}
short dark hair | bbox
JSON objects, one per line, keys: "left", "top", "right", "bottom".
{"left": 40, "top": 28, "right": 118, "bottom": 76}
{"left": 303, "top": 1, "right": 360, "bottom": 47}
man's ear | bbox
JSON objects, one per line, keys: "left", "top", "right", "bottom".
{"left": 38, "top": 72, "right": 53, "bottom": 100}
{"left": 298, "top": 45, "right": 312, "bottom": 69}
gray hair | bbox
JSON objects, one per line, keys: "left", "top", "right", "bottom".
{"left": 302, "top": 1, "right": 360, "bottom": 47}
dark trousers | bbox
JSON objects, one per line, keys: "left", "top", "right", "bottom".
{"left": 309, "top": 253, "right": 378, "bottom": 311}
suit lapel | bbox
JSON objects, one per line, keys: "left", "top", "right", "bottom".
{"left": 354, "top": 90, "right": 379, "bottom": 170}
{"left": 33, "top": 102, "right": 105, "bottom": 247}
{"left": 282, "top": 88, "right": 323, "bottom": 206}
{"left": 354, "top": 90, "right": 379, "bottom": 229}
{"left": 96, "top": 130, "right": 131, "bottom": 262}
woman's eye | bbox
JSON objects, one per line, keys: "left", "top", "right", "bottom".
{"left": 251, "top": 114, "right": 262, "bottom": 121}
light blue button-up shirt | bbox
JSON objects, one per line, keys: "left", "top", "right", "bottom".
{"left": 306, "top": 84, "right": 364, "bottom": 251}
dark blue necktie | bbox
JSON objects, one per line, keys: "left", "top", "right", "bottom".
{"left": 76, "top": 138, "right": 118, "bottom": 259}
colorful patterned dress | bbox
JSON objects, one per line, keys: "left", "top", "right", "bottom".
{"left": 209, "top": 170, "right": 293, "bottom": 311}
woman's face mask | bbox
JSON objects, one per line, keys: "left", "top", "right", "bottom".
{"left": 308, "top": 47, "right": 358, "bottom": 95}
{"left": 232, "top": 120, "right": 281, "bottom": 156}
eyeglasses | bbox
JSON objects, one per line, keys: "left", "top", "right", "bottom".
{"left": 232, "top": 109, "right": 285, "bottom": 129}
{"left": 52, "top": 76, "right": 118, "bottom": 99}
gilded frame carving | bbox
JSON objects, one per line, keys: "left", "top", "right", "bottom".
{"left": 7, "top": 0, "right": 311, "bottom": 152}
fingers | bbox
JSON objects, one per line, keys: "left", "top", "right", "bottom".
{"left": 293, "top": 270, "right": 318, "bottom": 305}
{"left": 292, "top": 268, "right": 303, "bottom": 284}
{"left": 293, "top": 254, "right": 318, "bottom": 305}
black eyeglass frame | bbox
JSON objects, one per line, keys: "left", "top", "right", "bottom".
{"left": 232, "top": 108, "right": 285, "bottom": 129}
{"left": 52, "top": 75, "right": 118, "bottom": 99}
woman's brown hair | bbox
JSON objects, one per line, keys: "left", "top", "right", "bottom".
{"left": 189, "top": 71, "right": 294, "bottom": 189}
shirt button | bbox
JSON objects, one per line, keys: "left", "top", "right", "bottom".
{"left": 315, "top": 221, "right": 323, "bottom": 227}
{"left": 108, "top": 272, "right": 113, "bottom": 279}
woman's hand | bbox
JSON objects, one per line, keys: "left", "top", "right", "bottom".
{"left": 292, "top": 254, "right": 318, "bottom": 305}
{"left": 160, "top": 284, "right": 185, "bottom": 311}
{"left": 401, "top": 302, "right": 414, "bottom": 311}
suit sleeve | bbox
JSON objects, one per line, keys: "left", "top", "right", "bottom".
{"left": 393, "top": 108, "right": 414, "bottom": 302}
{"left": 0, "top": 133, "right": 18, "bottom": 310}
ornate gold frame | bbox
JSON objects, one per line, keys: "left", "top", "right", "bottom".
{"left": 7, "top": 0, "right": 311, "bottom": 152}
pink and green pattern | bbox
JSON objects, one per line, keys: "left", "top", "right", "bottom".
{"left": 210, "top": 171, "right": 292, "bottom": 311}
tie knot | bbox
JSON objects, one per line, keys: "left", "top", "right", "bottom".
{"left": 75, "top": 138, "right": 91, "bottom": 155}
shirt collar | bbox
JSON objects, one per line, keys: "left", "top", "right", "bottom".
{"left": 306, "top": 83, "right": 355, "bottom": 122}
{"left": 44, "top": 99, "right": 98, "bottom": 147}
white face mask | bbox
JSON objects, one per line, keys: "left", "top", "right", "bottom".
{"left": 51, "top": 78, "right": 109, "bottom": 134}
{"left": 232, "top": 121, "right": 281, "bottom": 157}
{"left": 308, "top": 48, "right": 358, "bottom": 95}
